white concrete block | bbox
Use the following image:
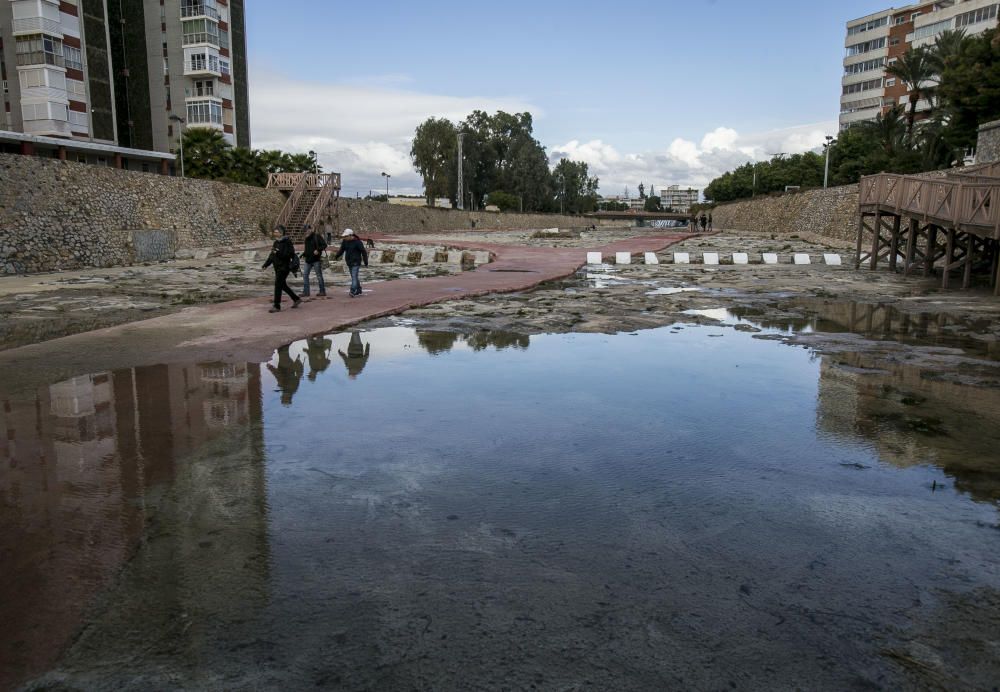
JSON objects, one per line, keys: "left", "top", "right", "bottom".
{"left": 587, "top": 252, "right": 603, "bottom": 265}
{"left": 473, "top": 251, "right": 491, "bottom": 265}
{"left": 192, "top": 249, "right": 210, "bottom": 260}
{"left": 703, "top": 252, "right": 720, "bottom": 265}
{"left": 418, "top": 249, "right": 434, "bottom": 263}
{"left": 368, "top": 250, "right": 383, "bottom": 264}
{"left": 243, "top": 250, "right": 259, "bottom": 261}
{"left": 823, "top": 253, "right": 842, "bottom": 266}
{"left": 793, "top": 253, "right": 811, "bottom": 265}
{"left": 673, "top": 252, "right": 690, "bottom": 264}
{"left": 446, "top": 251, "right": 463, "bottom": 264}
{"left": 616, "top": 252, "right": 632, "bottom": 265}
{"left": 644, "top": 252, "right": 659, "bottom": 265}
{"left": 396, "top": 249, "right": 412, "bottom": 264}
{"left": 732, "top": 253, "right": 749, "bottom": 265}
{"left": 762, "top": 253, "right": 778, "bottom": 264}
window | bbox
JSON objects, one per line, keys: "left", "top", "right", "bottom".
{"left": 69, "top": 110, "right": 88, "bottom": 127}
{"left": 844, "top": 57, "right": 885, "bottom": 75}
{"left": 889, "top": 37, "right": 900, "bottom": 46}
{"left": 219, "top": 60, "right": 230, "bottom": 76}
{"left": 15, "top": 35, "right": 64, "bottom": 67}
{"left": 886, "top": 78, "right": 896, "bottom": 87}
{"left": 911, "top": 12, "right": 921, "bottom": 21}
{"left": 843, "top": 78, "right": 883, "bottom": 95}
{"left": 847, "top": 16, "right": 888, "bottom": 36}
{"left": 914, "top": 19, "right": 953, "bottom": 41}
{"left": 186, "top": 99, "right": 222, "bottom": 124}
{"left": 192, "top": 79, "right": 214, "bottom": 96}
{"left": 21, "top": 101, "right": 68, "bottom": 121}
{"left": 956, "top": 4, "right": 998, "bottom": 28}
{"left": 67, "top": 79, "right": 87, "bottom": 98}
{"left": 846, "top": 37, "right": 886, "bottom": 56}
{"left": 63, "top": 45, "right": 82, "bottom": 70}
{"left": 19, "top": 68, "right": 45, "bottom": 89}
{"left": 894, "top": 15, "right": 907, "bottom": 25}
{"left": 182, "top": 18, "right": 221, "bottom": 46}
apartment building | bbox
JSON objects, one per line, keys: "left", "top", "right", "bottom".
{"left": 0, "top": 0, "right": 249, "bottom": 164}
{"left": 840, "top": 0, "right": 999, "bottom": 130}
{"left": 659, "top": 184, "right": 699, "bottom": 212}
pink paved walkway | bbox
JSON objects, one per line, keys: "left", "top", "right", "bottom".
{"left": 0, "top": 235, "right": 692, "bottom": 390}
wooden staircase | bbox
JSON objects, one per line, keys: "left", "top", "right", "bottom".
{"left": 267, "top": 172, "right": 342, "bottom": 241}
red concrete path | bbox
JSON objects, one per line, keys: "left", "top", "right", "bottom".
{"left": 0, "top": 234, "right": 692, "bottom": 392}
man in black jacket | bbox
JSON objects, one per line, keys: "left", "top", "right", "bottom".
{"left": 333, "top": 228, "right": 369, "bottom": 297}
{"left": 262, "top": 225, "right": 302, "bottom": 313}
{"left": 301, "top": 224, "right": 328, "bottom": 299}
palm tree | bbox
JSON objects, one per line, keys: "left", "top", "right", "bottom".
{"left": 929, "top": 29, "right": 967, "bottom": 73}
{"left": 181, "top": 127, "right": 231, "bottom": 180}
{"left": 887, "top": 47, "right": 936, "bottom": 143}
{"left": 865, "top": 105, "right": 907, "bottom": 156}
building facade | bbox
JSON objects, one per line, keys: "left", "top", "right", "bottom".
{"left": 841, "top": 0, "right": 999, "bottom": 130}
{"left": 659, "top": 185, "right": 699, "bottom": 212}
{"left": 0, "top": 0, "right": 249, "bottom": 162}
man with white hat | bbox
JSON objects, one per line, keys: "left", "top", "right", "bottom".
{"left": 333, "top": 228, "right": 369, "bottom": 297}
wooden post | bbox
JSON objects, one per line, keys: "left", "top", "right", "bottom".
{"left": 855, "top": 213, "right": 866, "bottom": 269}
{"left": 888, "top": 215, "right": 901, "bottom": 271}
{"left": 870, "top": 211, "right": 882, "bottom": 270}
{"left": 904, "top": 218, "right": 917, "bottom": 276}
{"left": 943, "top": 228, "right": 955, "bottom": 289}
{"left": 995, "top": 240, "right": 1000, "bottom": 296}
{"left": 963, "top": 232, "right": 974, "bottom": 290}
{"left": 925, "top": 226, "right": 937, "bottom": 277}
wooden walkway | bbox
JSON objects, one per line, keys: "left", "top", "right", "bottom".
{"left": 856, "top": 166, "right": 1000, "bottom": 295}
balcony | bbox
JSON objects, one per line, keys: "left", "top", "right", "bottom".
{"left": 184, "top": 60, "right": 220, "bottom": 76}
{"left": 181, "top": 3, "right": 220, "bottom": 20}
{"left": 23, "top": 118, "right": 72, "bottom": 137}
{"left": 12, "top": 16, "right": 63, "bottom": 36}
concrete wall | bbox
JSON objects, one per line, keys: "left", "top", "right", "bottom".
{"left": 976, "top": 119, "right": 1000, "bottom": 164}
{"left": 0, "top": 153, "right": 284, "bottom": 274}
{"left": 710, "top": 184, "right": 859, "bottom": 248}
{"left": 335, "top": 198, "right": 611, "bottom": 237}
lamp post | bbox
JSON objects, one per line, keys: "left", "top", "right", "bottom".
{"left": 823, "top": 135, "right": 836, "bottom": 188}
{"left": 456, "top": 133, "right": 465, "bottom": 210}
{"left": 381, "top": 171, "right": 390, "bottom": 200}
{"left": 168, "top": 114, "right": 185, "bottom": 178}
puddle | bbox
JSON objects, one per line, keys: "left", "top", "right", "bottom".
{"left": 645, "top": 286, "right": 701, "bottom": 296}
{"left": 2, "top": 324, "right": 999, "bottom": 689}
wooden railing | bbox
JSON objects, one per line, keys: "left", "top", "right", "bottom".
{"left": 859, "top": 173, "right": 1000, "bottom": 236}
{"left": 273, "top": 172, "right": 311, "bottom": 230}
{"left": 266, "top": 172, "right": 301, "bottom": 190}
{"left": 304, "top": 172, "right": 342, "bottom": 229}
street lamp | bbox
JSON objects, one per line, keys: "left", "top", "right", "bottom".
{"left": 168, "top": 114, "right": 185, "bottom": 178}
{"left": 381, "top": 171, "right": 391, "bottom": 200}
{"left": 823, "top": 135, "right": 836, "bottom": 188}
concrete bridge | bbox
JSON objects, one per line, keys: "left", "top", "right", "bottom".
{"left": 586, "top": 211, "right": 690, "bottom": 222}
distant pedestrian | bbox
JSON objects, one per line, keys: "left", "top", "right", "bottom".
{"left": 262, "top": 225, "right": 301, "bottom": 313}
{"left": 301, "top": 224, "right": 328, "bottom": 300}
{"left": 334, "top": 228, "right": 369, "bottom": 297}
{"left": 708, "top": 214, "right": 713, "bottom": 231}
{"left": 699, "top": 214, "right": 708, "bottom": 232}
{"left": 690, "top": 216, "right": 698, "bottom": 232}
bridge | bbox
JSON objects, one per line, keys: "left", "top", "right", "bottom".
{"left": 856, "top": 161, "right": 1000, "bottom": 294}
{"left": 586, "top": 210, "right": 691, "bottom": 225}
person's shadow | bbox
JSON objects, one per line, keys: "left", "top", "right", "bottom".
{"left": 267, "top": 346, "right": 304, "bottom": 405}
{"left": 338, "top": 332, "right": 371, "bottom": 379}
{"left": 305, "top": 336, "right": 333, "bottom": 382}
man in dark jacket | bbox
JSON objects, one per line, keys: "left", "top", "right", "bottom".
{"left": 262, "top": 225, "right": 301, "bottom": 313}
{"left": 301, "top": 224, "right": 327, "bottom": 299}
{"left": 333, "top": 228, "right": 369, "bottom": 297}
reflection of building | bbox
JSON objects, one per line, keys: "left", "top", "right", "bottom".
{"left": 0, "top": 360, "right": 267, "bottom": 690}
{"left": 841, "top": 1, "right": 1000, "bottom": 130}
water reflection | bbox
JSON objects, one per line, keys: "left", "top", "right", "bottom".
{"left": 304, "top": 336, "right": 332, "bottom": 381}
{"left": 0, "top": 363, "right": 267, "bottom": 691}
{"left": 415, "top": 329, "right": 531, "bottom": 355}
{"left": 268, "top": 345, "right": 304, "bottom": 405}
{"left": 338, "top": 331, "right": 372, "bottom": 379}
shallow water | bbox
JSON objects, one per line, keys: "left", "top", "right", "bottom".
{"left": 2, "top": 321, "right": 1000, "bottom": 690}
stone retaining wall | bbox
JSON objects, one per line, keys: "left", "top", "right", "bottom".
{"left": 976, "top": 119, "right": 1000, "bottom": 164}
{"left": 0, "top": 153, "right": 285, "bottom": 274}
{"left": 709, "top": 184, "right": 859, "bottom": 248}
{"left": 335, "top": 198, "right": 614, "bottom": 236}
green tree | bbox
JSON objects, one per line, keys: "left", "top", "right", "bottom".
{"left": 937, "top": 28, "right": 1000, "bottom": 150}
{"left": 644, "top": 195, "right": 661, "bottom": 212}
{"left": 887, "top": 47, "right": 936, "bottom": 143}
{"left": 181, "top": 127, "right": 230, "bottom": 180}
{"left": 411, "top": 117, "right": 458, "bottom": 206}
{"left": 487, "top": 190, "right": 520, "bottom": 211}
{"left": 552, "top": 158, "right": 599, "bottom": 213}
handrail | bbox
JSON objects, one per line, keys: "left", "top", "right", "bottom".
{"left": 274, "top": 173, "right": 311, "bottom": 230}
{"left": 860, "top": 172, "right": 1000, "bottom": 234}
{"left": 266, "top": 172, "right": 301, "bottom": 189}
{"left": 304, "top": 172, "right": 342, "bottom": 229}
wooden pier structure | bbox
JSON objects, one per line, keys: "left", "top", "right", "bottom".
{"left": 266, "top": 172, "right": 342, "bottom": 241}
{"left": 856, "top": 163, "right": 1000, "bottom": 295}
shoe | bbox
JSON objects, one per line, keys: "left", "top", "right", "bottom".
{"left": 317, "top": 292, "right": 327, "bottom": 298}
{"left": 269, "top": 306, "right": 280, "bottom": 313}
{"left": 291, "top": 299, "right": 302, "bottom": 309}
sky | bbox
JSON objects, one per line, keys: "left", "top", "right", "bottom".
{"left": 245, "top": 0, "right": 892, "bottom": 198}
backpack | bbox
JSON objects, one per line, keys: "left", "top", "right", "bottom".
{"left": 289, "top": 251, "right": 301, "bottom": 276}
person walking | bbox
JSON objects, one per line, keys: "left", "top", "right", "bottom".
{"left": 301, "top": 224, "right": 328, "bottom": 300}
{"left": 699, "top": 213, "right": 708, "bottom": 232}
{"left": 708, "top": 213, "right": 713, "bottom": 231}
{"left": 262, "top": 225, "right": 301, "bottom": 313}
{"left": 333, "top": 228, "right": 369, "bottom": 297}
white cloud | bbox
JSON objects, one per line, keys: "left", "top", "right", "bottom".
{"left": 249, "top": 68, "right": 537, "bottom": 196}
{"left": 249, "top": 66, "right": 835, "bottom": 200}
{"left": 550, "top": 121, "right": 838, "bottom": 196}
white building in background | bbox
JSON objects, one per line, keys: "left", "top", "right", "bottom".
{"left": 840, "top": 0, "right": 1000, "bottom": 131}
{"left": 659, "top": 185, "right": 699, "bottom": 212}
